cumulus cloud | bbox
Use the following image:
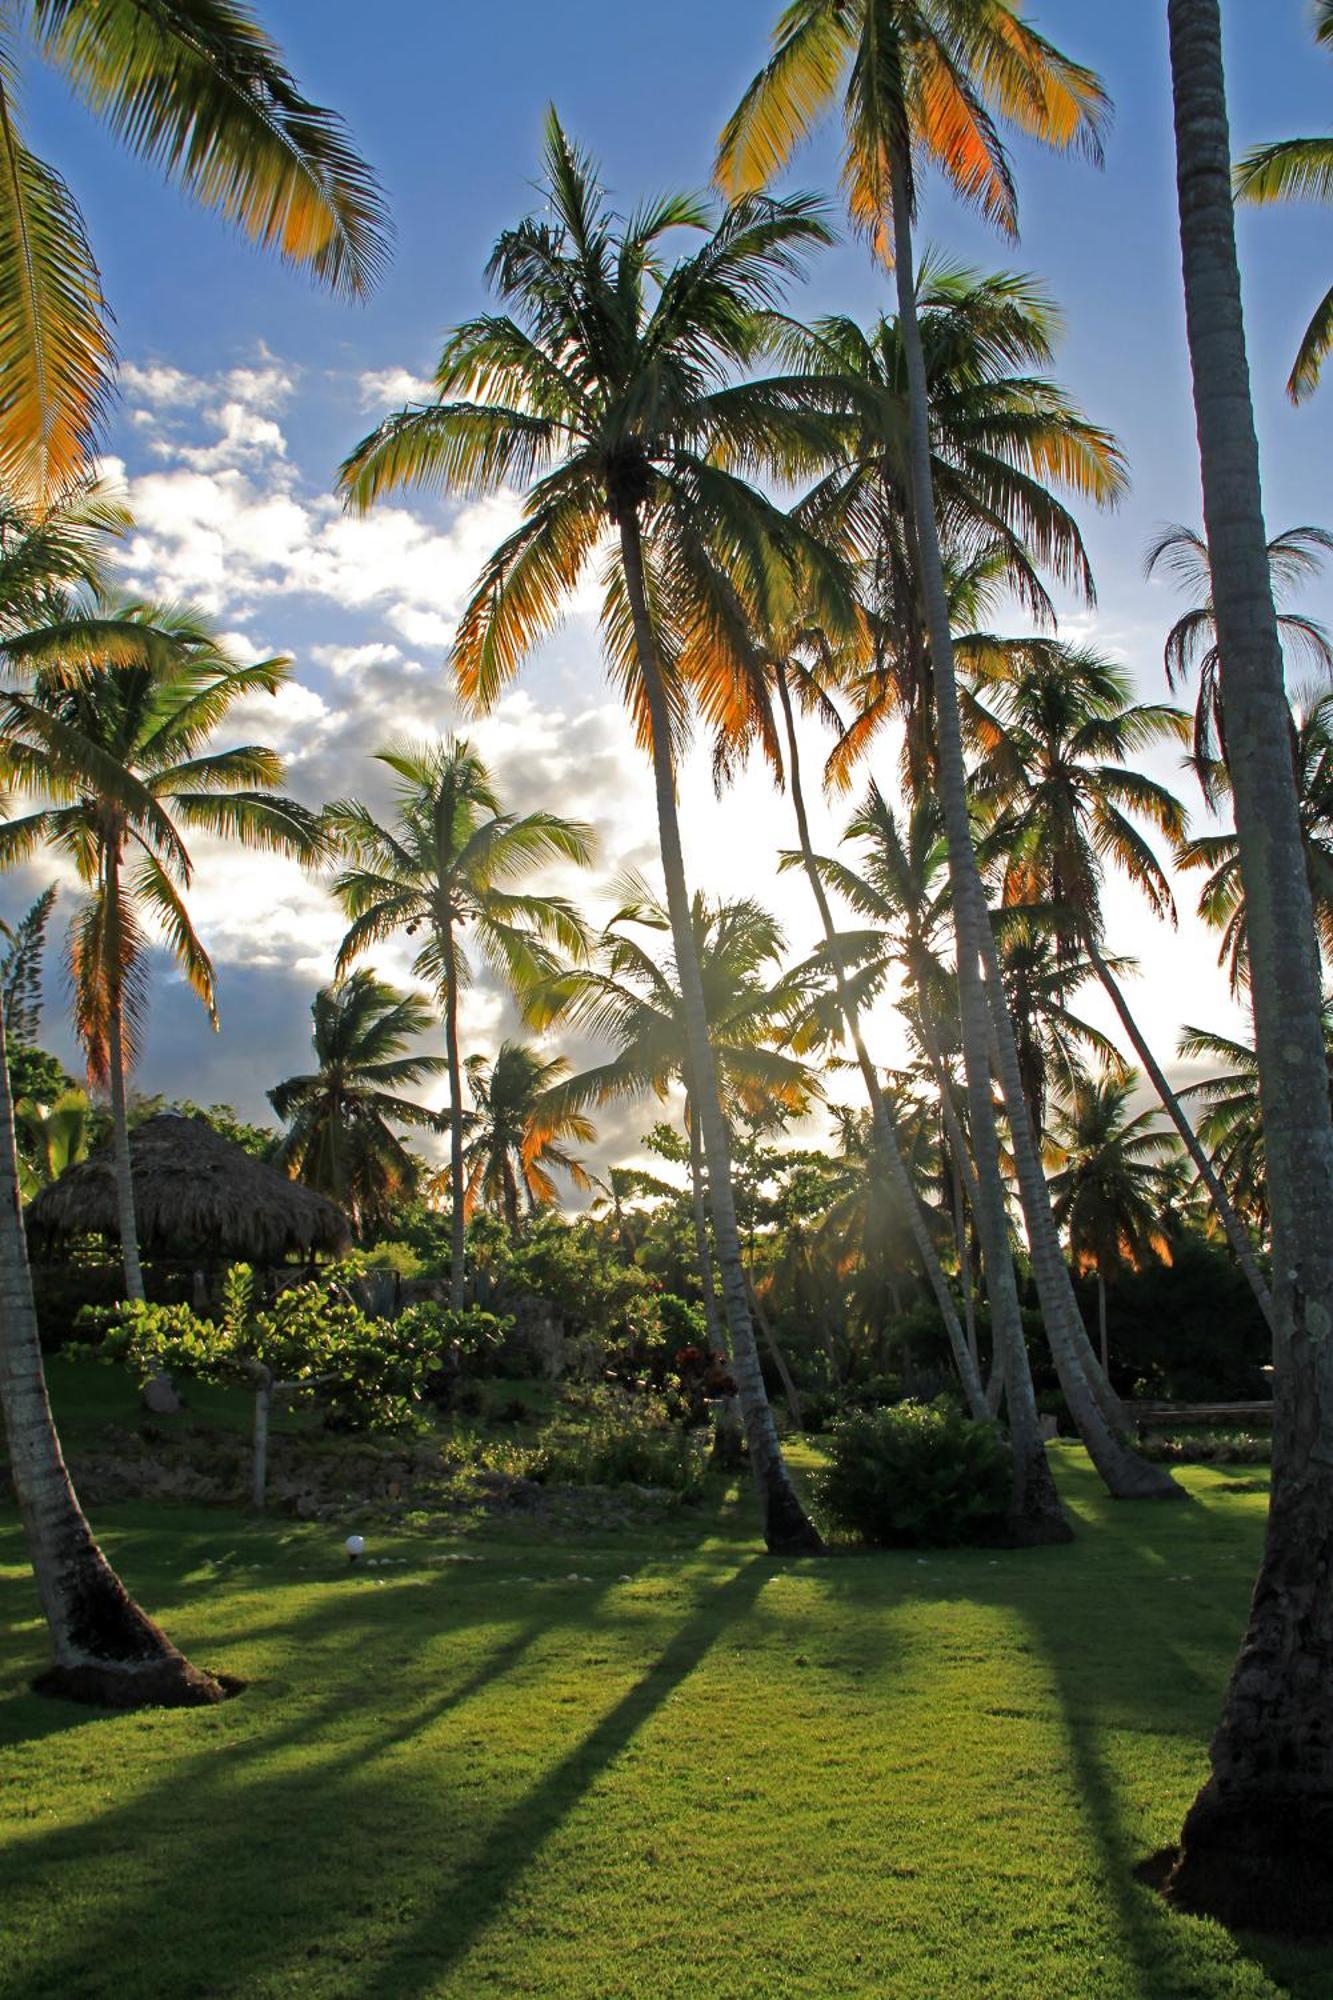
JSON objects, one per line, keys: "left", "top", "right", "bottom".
{"left": 357, "top": 365, "right": 437, "bottom": 408}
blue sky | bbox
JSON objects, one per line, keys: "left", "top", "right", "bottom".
{"left": 10, "top": 2, "right": 1333, "bottom": 1164}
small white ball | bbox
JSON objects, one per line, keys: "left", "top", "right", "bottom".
{"left": 345, "top": 1534, "right": 366, "bottom": 1558}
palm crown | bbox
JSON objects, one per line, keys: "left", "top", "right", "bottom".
{"left": 269, "top": 972, "right": 447, "bottom": 1234}
{"left": 716, "top": 0, "right": 1108, "bottom": 254}
{"left": 0, "top": 616, "right": 321, "bottom": 1078}
{"left": 462, "top": 1040, "right": 594, "bottom": 1230}
{"left": 0, "top": 0, "right": 388, "bottom": 499}
{"left": 340, "top": 107, "right": 853, "bottom": 751}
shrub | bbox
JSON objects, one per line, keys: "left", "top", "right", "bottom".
{"left": 78, "top": 1269, "right": 509, "bottom": 1433}
{"left": 1139, "top": 1429, "right": 1271, "bottom": 1465}
{"left": 524, "top": 1386, "right": 705, "bottom": 1496}
{"left": 814, "top": 1399, "right": 1012, "bottom": 1548}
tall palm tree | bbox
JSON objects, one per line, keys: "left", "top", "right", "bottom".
{"left": 462, "top": 1040, "right": 593, "bottom": 1233}
{"left": 326, "top": 736, "right": 593, "bottom": 1311}
{"left": 269, "top": 973, "right": 447, "bottom": 1235}
{"left": 1165, "top": 0, "right": 1333, "bottom": 1924}
{"left": 338, "top": 115, "right": 845, "bottom": 1552}
{"left": 766, "top": 641, "right": 992, "bottom": 1426}
{"left": 0, "top": 0, "right": 387, "bottom": 502}
{"left": 720, "top": 4, "right": 1180, "bottom": 1505}
{"left": 1145, "top": 522, "right": 1333, "bottom": 799}
{"left": 1047, "top": 1073, "right": 1178, "bottom": 1378}
{"left": 0, "top": 620, "right": 322, "bottom": 1300}
{"left": 969, "top": 634, "right": 1273, "bottom": 1322}
{"left": 0, "top": 494, "right": 221, "bottom": 1707}
{"left": 1233, "top": 0, "right": 1333, "bottom": 401}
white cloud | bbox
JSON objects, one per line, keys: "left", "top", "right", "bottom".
{"left": 310, "top": 640, "right": 403, "bottom": 677}
{"left": 358, "top": 365, "right": 436, "bottom": 408}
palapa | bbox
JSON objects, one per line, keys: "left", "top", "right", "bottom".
{"left": 27, "top": 1112, "right": 351, "bottom": 1263}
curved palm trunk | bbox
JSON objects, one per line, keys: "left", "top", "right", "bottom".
{"left": 1165, "top": 0, "right": 1333, "bottom": 1928}
{"left": 618, "top": 512, "right": 820, "bottom": 1553}
{"left": 775, "top": 666, "right": 990, "bottom": 1422}
{"left": 979, "top": 957, "right": 1133, "bottom": 1440}
{"left": 106, "top": 991, "right": 145, "bottom": 1304}
{"left": 1097, "top": 1270, "right": 1109, "bottom": 1381}
{"left": 887, "top": 149, "right": 1178, "bottom": 1505}
{"left": 102, "top": 856, "right": 144, "bottom": 1305}
{"left": 1086, "top": 933, "right": 1275, "bottom": 1330}
{"left": 684, "top": 1092, "right": 724, "bottom": 1343}
{"left": 0, "top": 1000, "right": 222, "bottom": 1707}
{"left": 442, "top": 919, "right": 467, "bottom": 1311}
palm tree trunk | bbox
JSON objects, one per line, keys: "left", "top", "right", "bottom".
{"left": 1165, "top": 0, "right": 1333, "bottom": 1928}
{"left": 0, "top": 999, "right": 222, "bottom": 1707}
{"left": 1086, "top": 932, "right": 1274, "bottom": 1329}
{"left": 1098, "top": 1269, "right": 1109, "bottom": 1381}
{"left": 618, "top": 510, "right": 820, "bottom": 1553}
{"left": 775, "top": 665, "right": 989, "bottom": 1421}
{"left": 106, "top": 993, "right": 145, "bottom": 1306}
{"left": 685, "top": 1095, "right": 725, "bottom": 1347}
{"left": 887, "top": 145, "right": 1177, "bottom": 1506}
{"left": 442, "top": 918, "right": 467, "bottom": 1311}
{"left": 745, "top": 1270, "right": 804, "bottom": 1430}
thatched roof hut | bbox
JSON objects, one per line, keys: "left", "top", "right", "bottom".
{"left": 27, "top": 1112, "right": 351, "bottom": 1264}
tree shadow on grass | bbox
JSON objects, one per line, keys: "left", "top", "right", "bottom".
{"left": 1, "top": 1550, "right": 774, "bottom": 2000}
{"left": 1021, "top": 1544, "right": 1333, "bottom": 2000}
{"left": 339, "top": 1552, "right": 774, "bottom": 2000}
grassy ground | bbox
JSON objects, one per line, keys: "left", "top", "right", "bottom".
{"left": 2, "top": 1418, "right": 1330, "bottom": 1997}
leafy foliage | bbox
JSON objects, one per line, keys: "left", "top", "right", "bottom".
{"left": 78, "top": 1264, "right": 506, "bottom": 1432}
{"left": 519, "top": 1385, "right": 705, "bottom": 1495}
{"left": 815, "top": 1399, "right": 1011, "bottom": 1547}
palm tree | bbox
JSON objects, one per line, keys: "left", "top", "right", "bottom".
{"left": 1047, "top": 1074, "right": 1178, "bottom": 1379}
{"left": 15, "top": 1085, "right": 92, "bottom": 1199}
{"left": 989, "top": 911, "right": 1124, "bottom": 1148}
{"left": 0, "top": 619, "right": 322, "bottom": 1301}
{"left": 720, "top": 0, "right": 1178, "bottom": 1506}
{"left": 1179, "top": 681, "right": 1333, "bottom": 994}
{"left": 269, "top": 973, "right": 447, "bottom": 1235}
{"left": 969, "top": 634, "right": 1273, "bottom": 1323}
{"left": 1233, "top": 0, "right": 1333, "bottom": 401}
{"left": 0, "top": 0, "right": 387, "bottom": 502}
{"left": 1145, "top": 522, "right": 1333, "bottom": 798}
{"left": 0, "top": 495, "right": 222, "bottom": 1707}
{"left": 462, "top": 1040, "right": 593, "bottom": 1232}
{"left": 557, "top": 882, "right": 818, "bottom": 1358}
{"left": 326, "top": 736, "right": 593, "bottom": 1311}
{"left": 765, "top": 641, "right": 991, "bottom": 1425}
{"left": 338, "top": 115, "right": 844, "bottom": 1552}
{"left": 1177, "top": 1007, "right": 1333, "bottom": 1250}
{"left": 1165, "top": 0, "right": 1333, "bottom": 1924}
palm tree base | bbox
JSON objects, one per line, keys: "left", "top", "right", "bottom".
{"left": 32, "top": 1543, "right": 229, "bottom": 1708}
{"left": 760, "top": 1475, "right": 826, "bottom": 1556}
{"left": 1160, "top": 1779, "right": 1333, "bottom": 1938}
{"left": 1004, "top": 1444, "right": 1074, "bottom": 1546}
{"left": 34, "top": 1656, "right": 230, "bottom": 1709}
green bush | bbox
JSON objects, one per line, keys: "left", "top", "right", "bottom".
{"left": 524, "top": 1387, "right": 705, "bottom": 1496}
{"left": 77, "top": 1269, "right": 510, "bottom": 1433}
{"left": 1139, "top": 1429, "right": 1271, "bottom": 1465}
{"left": 814, "top": 1399, "right": 1012, "bottom": 1548}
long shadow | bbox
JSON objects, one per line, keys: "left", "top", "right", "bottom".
{"left": 0, "top": 1548, "right": 772, "bottom": 2000}
{"left": 348, "top": 1553, "right": 772, "bottom": 2000}
{"left": 1019, "top": 1482, "right": 1332, "bottom": 2000}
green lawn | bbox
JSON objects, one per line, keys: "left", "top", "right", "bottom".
{"left": 1, "top": 1437, "right": 1328, "bottom": 1998}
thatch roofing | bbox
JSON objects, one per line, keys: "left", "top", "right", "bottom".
{"left": 27, "top": 1112, "right": 351, "bottom": 1263}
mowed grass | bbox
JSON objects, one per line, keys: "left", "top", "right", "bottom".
{"left": 1, "top": 1439, "right": 1329, "bottom": 1999}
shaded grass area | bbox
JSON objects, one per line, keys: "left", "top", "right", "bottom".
{"left": 1, "top": 1446, "right": 1329, "bottom": 1997}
